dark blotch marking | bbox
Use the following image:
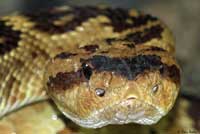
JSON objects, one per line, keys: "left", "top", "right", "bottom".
{"left": 25, "top": 8, "right": 71, "bottom": 33}
{"left": 25, "top": 6, "right": 102, "bottom": 33}
{"left": 123, "top": 43, "right": 135, "bottom": 48}
{"left": 105, "top": 37, "right": 125, "bottom": 45}
{"left": 105, "top": 37, "right": 133, "bottom": 47}
{"left": 104, "top": 25, "right": 163, "bottom": 47}
{"left": 100, "top": 51, "right": 109, "bottom": 54}
{"left": 54, "top": 52, "right": 77, "bottom": 59}
{"left": 47, "top": 63, "right": 93, "bottom": 91}
{"left": 159, "top": 64, "right": 180, "bottom": 84}
{"left": 145, "top": 46, "right": 166, "bottom": 52}
{"left": 102, "top": 9, "right": 158, "bottom": 32}
{"left": 84, "top": 55, "right": 180, "bottom": 84}
{"left": 31, "top": 52, "right": 38, "bottom": 58}
{"left": 25, "top": 6, "right": 158, "bottom": 34}
{"left": 82, "top": 63, "right": 93, "bottom": 80}
{"left": 124, "top": 25, "right": 163, "bottom": 45}
{"left": 47, "top": 70, "right": 86, "bottom": 91}
{"left": 0, "top": 21, "right": 21, "bottom": 55}
{"left": 105, "top": 38, "right": 119, "bottom": 45}
{"left": 80, "top": 45, "right": 99, "bottom": 53}
{"left": 47, "top": 54, "right": 180, "bottom": 91}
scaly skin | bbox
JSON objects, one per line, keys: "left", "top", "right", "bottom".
{"left": 0, "top": 6, "right": 180, "bottom": 128}
{"left": 0, "top": 98, "right": 198, "bottom": 134}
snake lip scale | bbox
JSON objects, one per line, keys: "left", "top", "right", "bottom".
{"left": 0, "top": 5, "right": 180, "bottom": 128}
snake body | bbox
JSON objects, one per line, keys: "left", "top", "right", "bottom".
{"left": 0, "top": 6, "right": 180, "bottom": 128}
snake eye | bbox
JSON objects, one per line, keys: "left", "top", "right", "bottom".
{"left": 82, "top": 63, "right": 92, "bottom": 80}
{"left": 95, "top": 88, "right": 105, "bottom": 97}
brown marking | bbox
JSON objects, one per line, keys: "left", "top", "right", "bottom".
{"left": 144, "top": 46, "right": 166, "bottom": 52}
{"left": 25, "top": 6, "right": 102, "bottom": 33}
{"left": 105, "top": 37, "right": 136, "bottom": 49}
{"left": 123, "top": 43, "right": 135, "bottom": 48}
{"left": 102, "top": 9, "right": 158, "bottom": 32}
{"left": 83, "top": 55, "right": 180, "bottom": 84}
{"left": 47, "top": 70, "right": 86, "bottom": 91}
{"left": 0, "top": 21, "right": 21, "bottom": 55}
{"left": 124, "top": 25, "right": 163, "bottom": 45}
{"left": 47, "top": 54, "right": 180, "bottom": 92}
{"left": 31, "top": 52, "right": 38, "bottom": 58}
{"left": 160, "top": 64, "right": 181, "bottom": 84}
{"left": 54, "top": 52, "right": 77, "bottom": 59}
{"left": 100, "top": 51, "right": 109, "bottom": 54}
{"left": 80, "top": 45, "right": 99, "bottom": 53}
{"left": 138, "top": 46, "right": 167, "bottom": 54}
{"left": 25, "top": 8, "right": 71, "bottom": 33}
{"left": 105, "top": 38, "right": 119, "bottom": 45}
{"left": 25, "top": 6, "right": 158, "bottom": 34}
{"left": 104, "top": 25, "right": 163, "bottom": 47}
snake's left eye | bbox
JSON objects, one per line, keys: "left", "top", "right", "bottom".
{"left": 82, "top": 63, "right": 93, "bottom": 80}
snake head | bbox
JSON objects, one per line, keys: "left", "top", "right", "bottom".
{"left": 45, "top": 45, "right": 180, "bottom": 128}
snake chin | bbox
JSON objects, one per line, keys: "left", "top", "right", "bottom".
{"left": 61, "top": 97, "right": 165, "bottom": 128}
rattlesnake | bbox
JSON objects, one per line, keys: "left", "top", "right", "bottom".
{"left": 0, "top": 5, "right": 180, "bottom": 129}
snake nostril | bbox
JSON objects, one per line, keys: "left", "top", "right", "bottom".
{"left": 152, "top": 84, "right": 159, "bottom": 94}
{"left": 95, "top": 88, "right": 105, "bottom": 97}
{"left": 127, "top": 96, "right": 136, "bottom": 100}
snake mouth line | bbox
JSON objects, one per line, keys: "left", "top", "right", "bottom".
{"left": 62, "top": 97, "right": 165, "bottom": 128}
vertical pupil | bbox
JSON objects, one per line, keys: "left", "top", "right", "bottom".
{"left": 82, "top": 63, "right": 92, "bottom": 80}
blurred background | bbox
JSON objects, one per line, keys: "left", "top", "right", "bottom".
{"left": 0, "top": 0, "right": 199, "bottom": 133}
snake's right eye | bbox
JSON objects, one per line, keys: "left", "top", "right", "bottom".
{"left": 82, "top": 63, "right": 93, "bottom": 80}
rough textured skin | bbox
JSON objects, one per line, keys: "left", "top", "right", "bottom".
{"left": 0, "top": 6, "right": 180, "bottom": 128}
{"left": 0, "top": 98, "right": 198, "bottom": 134}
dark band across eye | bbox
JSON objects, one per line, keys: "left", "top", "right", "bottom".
{"left": 82, "top": 63, "right": 93, "bottom": 80}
